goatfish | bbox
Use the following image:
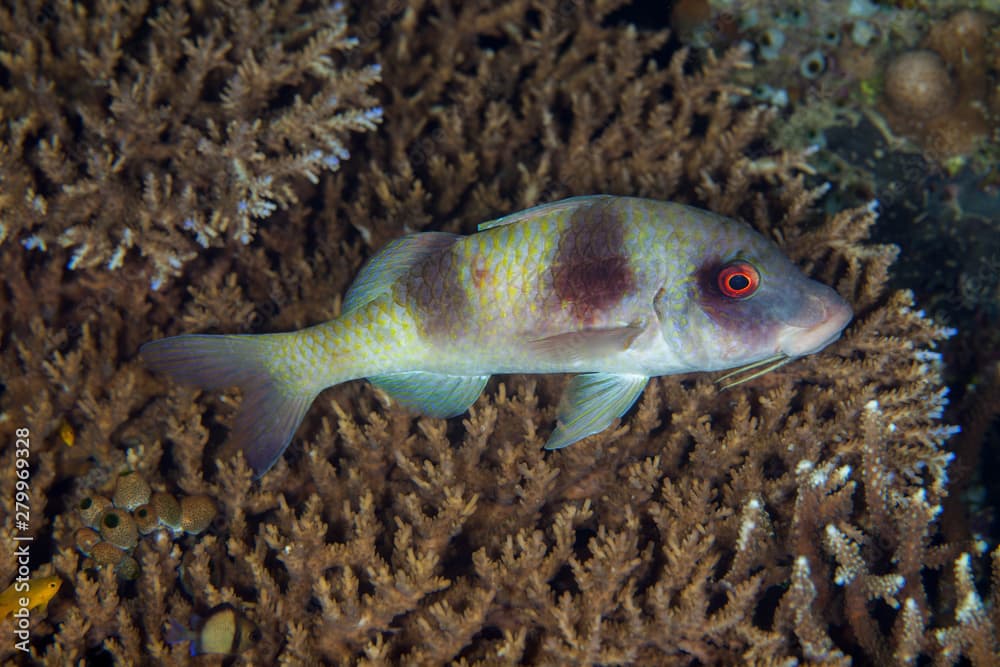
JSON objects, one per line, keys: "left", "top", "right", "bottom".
{"left": 165, "top": 604, "right": 259, "bottom": 656}
{"left": 0, "top": 575, "right": 61, "bottom": 619}
{"left": 142, "top": 195, "right": 852, "bottom": 477}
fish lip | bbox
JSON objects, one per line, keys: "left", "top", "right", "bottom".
{"left": 777, "top": 294, "right": 853, "bottom": 358}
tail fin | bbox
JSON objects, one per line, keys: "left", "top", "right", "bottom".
{"left": 140, "top": 334, "right": 316, "bottom": 477}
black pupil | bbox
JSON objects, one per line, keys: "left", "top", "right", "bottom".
{"left": 727, "top": 274, "right": 750, "bottom": 291}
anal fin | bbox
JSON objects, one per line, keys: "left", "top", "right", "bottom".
{"left": 369, "top": 372, "right": 490, "bottom": 418}
{"left": 544, "top": 373, "right": 649, "bottom": 450}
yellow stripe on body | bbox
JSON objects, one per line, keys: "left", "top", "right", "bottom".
{"left": 452, "top": 213, "right": 566, "bottom": 364}
{"left": 268, "top": 295, "right": 429, "bottom": 393}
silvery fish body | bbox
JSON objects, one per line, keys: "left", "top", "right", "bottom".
{"left": 142, "top": 196, "right": 852, "bottom": 475}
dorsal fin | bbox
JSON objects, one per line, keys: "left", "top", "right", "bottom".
{"left": 477, "top": 195, "right": 615, "bottom": 231}
{"left": 343, "top": 232, "right": 460, "bottom": 314}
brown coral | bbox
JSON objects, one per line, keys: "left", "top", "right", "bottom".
{"left": 879, "top": 9, "right": 999, "bottom": 163}
{"left": 0, "top": 0, "right": 382, "bottom": 289}
{"left": 0, "top": 1, "right": 996, "bottom": 665}
{"left": 179, "top": 495, "right": 217, "bottom": 535}
{"left": 884, "top": 50, "right": 954, "bottom": 120}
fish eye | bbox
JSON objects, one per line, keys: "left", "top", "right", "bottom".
{"left": 717, "top": 261, "right": 760, "bottom": 298}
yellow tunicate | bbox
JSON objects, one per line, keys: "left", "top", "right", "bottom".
{"left": 113, "top": 471, "right": 152, "bottom": 510}
{"left": 90, "top": 541, "right": 127, "bottom": 568}
{"left": 78, "top": 495, "right": 112, "bottom": 529}
{"left": 116, "top": 556, "right": 140, "bottom": 580}
{"left": 180, "top": 495, "right": 218, "bottom": 535}
{"left": 151, "top": 492, "right": 182, "bottom": 531}
{"left": 99, "top": 508, "right": 139, "bottom": 549}
{"left": 133, "top": 503, "right": 159, "bottom": 534}
{"left": 74, "top": 527, "right": 101, "bottom": 556}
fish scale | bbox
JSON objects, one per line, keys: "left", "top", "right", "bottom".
{"left": 454, "top": 214, "right": 564, "bottom": 356}
{"left": 142, "top": 195, "right": 852, "bottom": 476}
{"left": 296, "top": 294, "right": 424, "bottom": 385}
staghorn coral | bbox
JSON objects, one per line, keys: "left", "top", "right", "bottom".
{"left": 0, "top": 0, "right": 382, "bottom": 290}
{"left": 1, "top": 0, "right": 998, "bottom": 664}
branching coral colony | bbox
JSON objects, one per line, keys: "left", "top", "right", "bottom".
{"left": 1, "top": 0, "right": 997, "bottom": 664}
{"left": 0, "top": 0, "right": 382, "bottom": 290}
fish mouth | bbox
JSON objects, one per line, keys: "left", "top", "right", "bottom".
{"left": 777, "top": 292, "right": 853, "bottom": 358}
{"left": 716, "top": 290, "right": 852, "bottom": 390}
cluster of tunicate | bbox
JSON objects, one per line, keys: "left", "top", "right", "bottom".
{"left": 74, "top": 471, "right": 217, "bottom": 580}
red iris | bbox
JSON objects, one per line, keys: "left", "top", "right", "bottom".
{"left": 717, "top": 261, "right": 760, "bottom": 298}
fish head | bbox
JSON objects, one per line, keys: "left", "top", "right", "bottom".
{"left": 30, "top": 576, "right": 62, "bottom": 608}
{"left": 664, "top": 222, "right": 852, "bottom": 371}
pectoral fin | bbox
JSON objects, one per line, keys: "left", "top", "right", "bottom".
{"left": 544, "top": 373, "right": 649, "bottom": 450}
{"left": 369, "top": 372, "right": 490, "bottom": 418}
